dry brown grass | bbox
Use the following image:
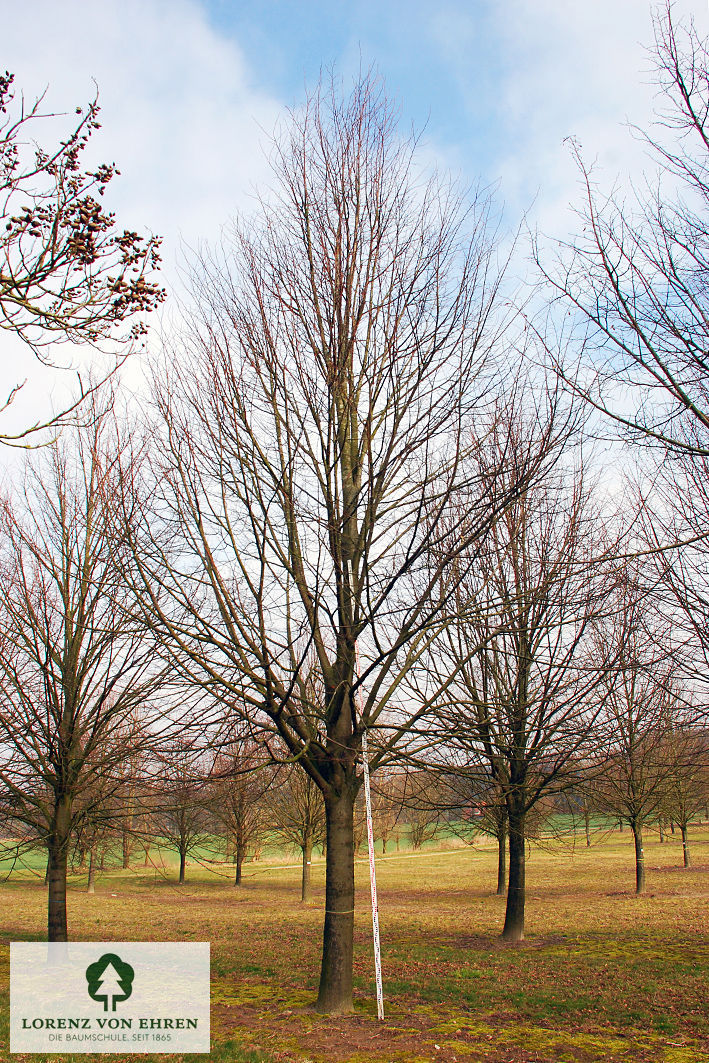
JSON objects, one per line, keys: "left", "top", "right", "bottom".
{"left": 0, "top": 825, "right": 707, "bottom": 1063}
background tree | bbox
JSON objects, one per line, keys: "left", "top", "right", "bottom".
{"left": 659, "top": 724, "right": 709, "bottom": 869}
{"left": 209, "top": 729, "right": 273, "bottom": 886}
{"left": 0, "top": 73, "right": 163, "bottom": 440}
{"left": 369, "top": 770, "right": 405, "bottom": 855}
{"left": 557, "top": 760, "right": 604, "bottom": 849}
{"left": 433, "top": 417, "right": 611, "bottom": 942}
{"left": 268, "top": 766, "right": 326, "bottom": 902}
{"left": 122, "top": 74, "right": 558, "bottom": 1012}
{"left": 398, "top": 768, "right": 444, "bottom": 850}
{"left": 592, "top": 573, "right": 681, "bottom": 894}
{"left": 152, "top": 743, "right": 211, "bottom": 885}
{"left": 0, "top": 417, "right": 164, "bottom": 939}
{"left": 439, "top": 773, "right": 508, "bottom": 894}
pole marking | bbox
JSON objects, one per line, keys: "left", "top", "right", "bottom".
{"left": 362, "top": 729, "right": 384, "bottom": 1021}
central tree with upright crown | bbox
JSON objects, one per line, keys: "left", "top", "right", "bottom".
{"left": 127, "top": 71, "right": 558, "bottom": 1013}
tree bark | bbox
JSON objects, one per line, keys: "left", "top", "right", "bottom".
{"left": 496, "top": 819, "right": 507, "bottom": 896}
{"left": 583, "top": 808, "right": 591, "bottom": 848}
{"left": 47, "top": 793, "right": 71, "bottom": 942}
{"left": 234, "top": 833, "right": 244, "bottom": 886}
{"left": 632, "top": 820, "right": 645, "bottom": 894}
{"left": 681, "top": 823, "right": 691, "bottom": 868}
{"left": 502, "top": 808, "right": 525, "bottom": 941}
{"left": 179, "top": 848, "right": 186, "bottom": 884}
{"left": 301, "top": 834, "right": 313, "bottom": 903}
{"left": 316, "top": 788, "right": 355, "bottom": 1014}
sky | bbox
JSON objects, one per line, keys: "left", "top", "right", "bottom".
{"left": 1, "top": 0, "right": 707, "bottom": 437}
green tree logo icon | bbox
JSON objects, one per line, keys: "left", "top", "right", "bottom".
{"left": 85, "top": 953, "right": 135, "bottom": 1011}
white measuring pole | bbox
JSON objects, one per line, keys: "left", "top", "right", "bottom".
{"left": 361, "top": 728, "right": 384, "bottom": 1020}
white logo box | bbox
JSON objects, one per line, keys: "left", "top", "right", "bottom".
{"left": 10, "top": 942, "right": 210, "bottom": 1054}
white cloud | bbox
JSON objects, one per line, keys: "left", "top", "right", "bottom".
{"left": 489, "top": 0, "right": 709, "bottom": 237}
{"left": 0, "top": 0, "right": 282, "bottom": 439}
{"left": 3, "top": 0, "right": 709, "bottom": 442}
{"left": 4, "top": 0, "right": 281, "bottom": 246}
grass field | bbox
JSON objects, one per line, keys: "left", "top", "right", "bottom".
{"left": 0, "top": 826, "right": 707, "bottom": 1063}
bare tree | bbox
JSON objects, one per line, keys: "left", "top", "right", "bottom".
{"left": 268, "top": 766, "right": 325, "bottom": 901}
{"left": 0, "top": 73, "right": 164, "bottom": 440}
{"left": 433, "top": 417, "right": 612, "bottom": 942}
{"left": 399, "top": 768, "right": 444, "bottom": 850}
{"left": 557, "top": 760, "right": 605, "bottom": 849}
{"left": 0, "top": 416, "right": 164, "bottom": 939}
{"left": 591, "top": 573, "right": 681, "bottom": 894}
{"left": 659, "top": 724, "right": 709, "bottom": 868}
{"left": 439, "top": 773, "right": 508, "bottom": 894}
{"left": 115, "top": 737, "right": 146, "bottom": 871}
{"left": 122, "top": 74, "right": 558, "bottom": 1011}
{"left": 152, "top": 743, "right": 211, "bottom": 885}
{"left": 369, "top": 770, "right": 405, "bottom": 855}
{"left": 209, "top": 729, "right": 273, "bottom": 886}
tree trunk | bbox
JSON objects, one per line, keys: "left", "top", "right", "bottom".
{"left": 47, "top": 793, "right": 72, "bottom": 942}
{"left": 659, "top": 819, "right": 665, "bottom": 843}
{"left": 681, "top": 823, "right": 691, "bottom": 868}
{"left": 301, "top": 833, "right": 313, "bottom": 902}
{"left": 316, "top": 788, "right": 355, "bottom": 1014}
{"left": 496, "top": 819, "right": 507, "bottom": 896}
{"left": 143, "top": 839, "right": 151, "bottom": 867}
{"left": 234, "top": 833, "right": 244, "bottom": 886}
{"left": 502, "top": 808, "right": 525, "bottom": 942}
{"left": 179, "top": 847, "right": 186, "bottom": 884}
{"left": 87, "top": 845, "right": 96, "bottom": 894}
{"left": 632, "top": 820, "right": 645, "bottom": 894}
{"left": 583, "top": 808, "right": 591, "bottom": 848}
